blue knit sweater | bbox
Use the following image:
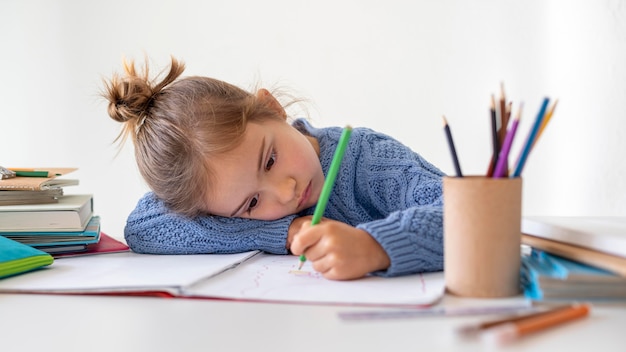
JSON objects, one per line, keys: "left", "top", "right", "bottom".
{"left": 125, "top": 119, "right": 446, "bottom": 277}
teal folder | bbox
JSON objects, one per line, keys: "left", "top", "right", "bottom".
{"left": 0, "top": 235, "right": 53, "bottom": 279}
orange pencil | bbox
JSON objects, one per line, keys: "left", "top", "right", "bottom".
{"left": 531, "top": 99, "right": 558, "bottom": 150}
{"left": 481, "top": 303, "right": 591, "bottom": 345}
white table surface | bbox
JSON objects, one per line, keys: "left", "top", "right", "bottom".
{"left": 1, "top": 292, "right": 624, "bottom": 352}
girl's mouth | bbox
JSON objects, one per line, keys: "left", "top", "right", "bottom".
{"left": 297, "top": 181, "right": 312, "bottom": 209}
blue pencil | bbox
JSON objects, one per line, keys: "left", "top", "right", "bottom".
{"left": 511, "top": 98, "right": 550, "bottom": 177}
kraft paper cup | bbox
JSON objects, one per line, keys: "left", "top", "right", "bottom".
{"left": 443, "top": 176, "right": 522, "bottom": 298}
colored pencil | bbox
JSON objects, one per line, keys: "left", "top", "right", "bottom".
{"left": 13, "top": 171, "right": 50, "bottom": 177}
{"left": 511, "top": 97, "right": 550, "bottom": 177}
{"left": 486, "top": 95, "right": 499, "bottom": 177}
{"left": 493, "top": 103, "right": 523, "bottom": 178}
{"left": 8, "top": 168, "right": 50, "bottom": 177}
{"left": 502, "top": 101, "right": 512, "bottom": 176}
{"left": 480, "top": 303, "right": 591, "bottom": 346}
{"left": 531, "top": 99, "right": 558, "bottom": 150}
{"left": 497, "top": 83, "right": 509, "bottom": 152}
{"left": 442, "top": 116, "right": 463, "bottom": 177}
{"left": 457, "top": 304, "right": 571, "bottom": 336}
{"left": 340, "top": 302, "right": 534, "bottom": 321}
{"left": 298, "top": 126, "right": 352, "bottom": 270}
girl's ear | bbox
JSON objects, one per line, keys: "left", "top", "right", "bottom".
{"left": 256, "top": 88, "right": 287, "bottom": 119}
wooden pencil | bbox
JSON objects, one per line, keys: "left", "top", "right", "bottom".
{"left": 498, "top": 83, "right": 509, "bottom": 147}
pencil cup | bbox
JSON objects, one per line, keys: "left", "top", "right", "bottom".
{"left": 443, "top": 176, "right": 522, "bottom": 298}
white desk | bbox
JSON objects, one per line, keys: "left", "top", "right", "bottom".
{"left": 1, "top": 293, "right": 624, "bottom": 352}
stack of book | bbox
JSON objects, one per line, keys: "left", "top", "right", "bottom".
{"left": 0, "top": 168, "right": 128, "bottom": 257}
{"left": 521, "top": 216, "right": 626, "bottom": 301}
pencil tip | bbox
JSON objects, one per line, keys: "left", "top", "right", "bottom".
{"left": 515, "top": 102, "right": 524, "bottom": 120}
{"left": 441, "top": 115, "right": 448, "bottom": 125}
{"left": 550, "top": 99, "right": 559, "bottom": 111}
{"left": 297, "top": 262, "right": 304, "bottom": 270}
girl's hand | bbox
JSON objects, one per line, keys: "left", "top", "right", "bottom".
{"left": 286, "top": 216, "right": 313, "bottom": 250}
{"left": 289, "top": 218, "right": 390, "bottom": 280}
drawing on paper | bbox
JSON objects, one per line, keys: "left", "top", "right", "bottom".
{"left": 288, "top": 269, "right": 313, "bottom": 276}
{"left": 189, "top": 253, "right": 446, "bottom": 306}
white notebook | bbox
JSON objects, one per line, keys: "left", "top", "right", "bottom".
{"left": 0, "top": 251, "right": 445, "bottom": 307}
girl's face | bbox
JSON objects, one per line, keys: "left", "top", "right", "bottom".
{"left": 204, "top": 118, "right": 324, "bottom": 220}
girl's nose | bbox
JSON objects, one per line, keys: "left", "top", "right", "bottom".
{"left": 274, "top": 177, "right": 296, "bottom": 204}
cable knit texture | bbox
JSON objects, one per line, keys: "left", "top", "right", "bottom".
{"left": 125, "top": 119, "right": 445, "bottom": 277}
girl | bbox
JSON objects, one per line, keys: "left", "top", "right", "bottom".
{"left": 103, "top": 57, "right": 445, "bottom": 280}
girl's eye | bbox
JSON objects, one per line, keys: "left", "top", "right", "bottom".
{"left": 265, "top": 151, "right": 276, "bottom": 171}
{"left": 247, "top": 195, "right": 259, "bottom": 213}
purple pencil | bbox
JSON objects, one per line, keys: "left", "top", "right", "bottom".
{"left": 493, "top": 104, "right": 523, "bottom": 178}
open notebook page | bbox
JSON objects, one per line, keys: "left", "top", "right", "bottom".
{"left": 0, "top": 251, "right": 445, "bottom": 306}
{"left": 185, "top": 252, "right": 445, "bottom": 306}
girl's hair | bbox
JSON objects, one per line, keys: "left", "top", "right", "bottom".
{"left": 102, "top": 57, "right": 290, "bottom": 217}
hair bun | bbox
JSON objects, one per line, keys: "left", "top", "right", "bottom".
{"left": 105, "top": 65, "right": 156, "bottom": 124}
{"left": 103, "top": 57, "right": 185, "bottom": 140}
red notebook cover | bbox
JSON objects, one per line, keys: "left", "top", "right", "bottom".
{"left": 52, "top": 232, "right": 129, "bottom": 258}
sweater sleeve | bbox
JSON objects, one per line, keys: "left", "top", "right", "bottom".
{"left": 354, "top": 133, "right": 445, "bottom": 277}
{"left": 124, "top": 192, "right": 293, "bottom": 255}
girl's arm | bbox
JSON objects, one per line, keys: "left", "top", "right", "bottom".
{"left": 357, "top": 202, "right": 443, "bottom": 277}
{"left": 290, "top": 127, "right": 445, "bottom": 279}
{"left": 124, "top": 192, "right": 295, "bottom": 255}
{"left": 355, "top": 135, "right": 445, "bottom": 277}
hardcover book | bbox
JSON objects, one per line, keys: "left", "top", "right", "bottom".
{"left": 0, "top": 194, "right": 93, "bottom": 232}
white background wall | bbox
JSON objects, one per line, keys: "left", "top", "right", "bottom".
{"left": 1, "top": 0, "right": 624, "bottom": 241}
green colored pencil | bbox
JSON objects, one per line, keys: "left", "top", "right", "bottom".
{"left": 14, "top": 171, "right": 49, "bottom": 177}
{"left": 298, "top": 125, "right": 352, "bottom": 270}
